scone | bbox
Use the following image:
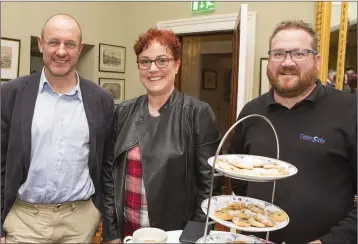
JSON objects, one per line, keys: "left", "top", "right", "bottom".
{"left": 214, "top": 209, "right": 233, "bottom": 221}
{"left": 249, "top": 158, "right": 268, "bottom": 168}
{"left": 232, "top": 216, "right": 251, "bottom": 227}
{"left": 262, "top": 168, "right": 289, "bottom": 176}
{"left": 254, "top": 214, "right": 276, "bottom": 227}
{"left": 247, "top": 204, "right": 265, "bottom": 214}
{"left": 238, "top": 209, "right": 256, "bottom": 219}
{"left": 268, "top": 211, "right": 289, "bottom": 222}
{"left": 226, "top": 202, "right": 246, "bottom": 210}
{"left": 263, "top": 164, "right": 275, "bottom": 169}
{"left": 218, "top": 161, "right": 241, "bottom": 172}
{"left": 248, "top": 217, "right": 265, "bottom": 228}
{"left": 229, "top": 160, "right": 254, "bottom": 170}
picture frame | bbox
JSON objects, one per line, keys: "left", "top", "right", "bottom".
{"left": 1, "top": 37, "right": 21, "bottom": 81}
{"left": 99, "top": 78, "right": 125, "bottom": 104}
{"left": 259, "top": 58, "right": 270, "bottom": 95}
{"left": 99, "top": 43, "right": 126, "bottom": 73}
{"left": 202, "top": 69, "right": 217, "bottom": 90}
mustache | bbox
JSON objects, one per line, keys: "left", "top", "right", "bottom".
{"left": 277, "top": 68, "right": 299, "bottom": 75}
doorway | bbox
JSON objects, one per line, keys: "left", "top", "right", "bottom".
{"left": 178, "top": 33, "right": 233, "bottom": 151}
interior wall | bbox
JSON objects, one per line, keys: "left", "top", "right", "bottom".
{"left": 121, "top": 2, "right": 315, "bottom": 99}
{"left": 2, "top": 2, "right": 315, "bottom": 100}
{"left": 1, "top": 2, "right": 126, "bottom": 86}
{"left": 77, "top": 45, "right": 95, "bottom": 81}
{"left": 331, "top": 2, "right": 357, "bottom": 31}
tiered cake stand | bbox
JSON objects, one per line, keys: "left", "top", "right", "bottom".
{"left": 200, "top": 114, "right": 298, "bottom": 243}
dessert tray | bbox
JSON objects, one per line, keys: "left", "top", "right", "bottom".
{"left": 208, "top": 154, "right": 298, "bottom": 182}
{"left": 201, "top": 114, "right": 297, "bottom": 243}
{"left": 202, "top": 195, "right": 289, "bottom": 232}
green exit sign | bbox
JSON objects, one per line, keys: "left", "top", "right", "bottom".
{"left": 191, "top": 1, "right": 215, "bottom": 13}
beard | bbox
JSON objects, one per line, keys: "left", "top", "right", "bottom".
{"left": 267, "top": 65, "right": 318, "bottom": 98}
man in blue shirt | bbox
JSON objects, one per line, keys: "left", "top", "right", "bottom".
{"left": 1, "top": 14, "right": 114, "bottom": 243}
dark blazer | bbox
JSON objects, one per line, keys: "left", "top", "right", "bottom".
{"left": 1, "top": 72, "right": 114, "bottom": 237}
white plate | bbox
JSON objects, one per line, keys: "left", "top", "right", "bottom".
{"left": 201, "top": 195, "right": 289, "bottom": 232}
{"left": 196, "top": 233, "right": 257, "bottom": 243}
{"left": 208, "top": 154, "right": 298, "bottom": 182}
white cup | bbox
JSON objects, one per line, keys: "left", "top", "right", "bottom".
{"left": 123, "top": 227, "right": 168, "bottom": 243}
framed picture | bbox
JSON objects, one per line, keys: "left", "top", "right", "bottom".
{"left": 99, "top": 78, "right": 125, "bottom": 104}
{"left": 202, "top": 69, "right": 217, "bottom": 90}
{"left": 259, "top": 58, "right": 270, "bottom": 95}
{"left": 99, "top": 43, "right": 126, "bottom": 73}
{"left": 1, "top": 37, "right": 21, "bottom": 81}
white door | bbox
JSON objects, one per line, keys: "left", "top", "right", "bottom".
{"left": 229, "top": 4, "right": 253, "bottom": 125}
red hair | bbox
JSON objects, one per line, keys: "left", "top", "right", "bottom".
{"left": 133, "top": 28, "right": 181, "bottom": 61}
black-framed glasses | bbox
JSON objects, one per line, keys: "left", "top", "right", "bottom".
{"left": 137, "top": 57, "right": 174, "bottom": 70}
{"left": 43, "top": 39, "right": 79, "bottom": 50}
{"left": 268, "top": 49, "right": 317, "bottom": 62}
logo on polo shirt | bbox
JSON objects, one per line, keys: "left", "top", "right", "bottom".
{"left": 300, "top": 133, "right": 326, "bottom": 144}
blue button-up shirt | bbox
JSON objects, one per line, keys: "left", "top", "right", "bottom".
{"left": 18, "top": 69, "right": 94, "bottom": 203}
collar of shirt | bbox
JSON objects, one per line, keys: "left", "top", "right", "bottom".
{"left": 38, "top": 68, "right": 83, "bottom": 101}
{"left": 265, "top": 79, "right": 325, "bottom": 107}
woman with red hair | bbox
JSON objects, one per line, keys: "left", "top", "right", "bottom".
{"left": 101, "top": 28, "right": 221, "bottom": 243}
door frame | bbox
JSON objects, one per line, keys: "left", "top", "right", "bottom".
{"left": 157, "top": 11, "right": 257, "bottom": 118}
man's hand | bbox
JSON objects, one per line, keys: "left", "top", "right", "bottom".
{"left": 308, "top": 240, "right": 322, "bottom": 244}
{"left": 1, "top": 237, "right": 5, "bottom": 244}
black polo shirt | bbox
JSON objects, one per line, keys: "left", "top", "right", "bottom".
{"left": 229, "top": 80, "right": 357, "bottom": 244}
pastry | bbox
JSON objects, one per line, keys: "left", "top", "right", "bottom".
{"left": 254, "top": 214, "right": 276, "bottom": 227}
{"left": 248, "top": 217, "right": 265, "bottom": 228}
{"left": 229, "top": 160, "right": 254, "bottom": 170}
{"left": 218, "top": 161, "right": 241, "bottom": 172}
{"left": 268, "top": 211, "right": 289, "bottom": 222}
{"left": 262, "top": 168, "right": 288, "bottom": 176}
{"left": 263, "top": 164, "right": 275, "bottom": 169}
{"left": 247, "top": 204, "right": 265, "bottom": 214}
{"left": 214, "top": 209, "right": 233, "bottom": 221}
{"left": 232, "top": 216, "right": 251, "bottom": 227}
{"left": 238, "top": 209, "right": 256, "bottom": 219}
{"left": 226, "top": 202, "right": 246, "bottom": 210}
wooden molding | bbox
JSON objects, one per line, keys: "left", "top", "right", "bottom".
{"left": 335, "top": 2, "right": 349, "bottom": 91}
{"left": 315, "top": 2, "right": 332, "bottom": 85}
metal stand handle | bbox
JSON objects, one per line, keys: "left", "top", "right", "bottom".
{"left": 203, "top": 114, "right": 280, "bottom": 243}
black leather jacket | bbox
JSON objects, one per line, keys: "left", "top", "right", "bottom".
{"left": 101, "top": 89, "right": 221, "bottom": 241}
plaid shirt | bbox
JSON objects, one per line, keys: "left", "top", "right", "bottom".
{"left": 123, "top": 146, "right": 149, "bottom": 237}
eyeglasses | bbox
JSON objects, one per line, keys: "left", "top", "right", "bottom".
{"left": 268, "top": 49, "right": 317, "bottom": 62}
{"left": 137, "top": 57, "right": 174, "bottom": 70}
{"left": 43, "top": 39, "right": 79, "bottom": 50}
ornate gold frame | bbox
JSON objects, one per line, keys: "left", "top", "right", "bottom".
{"left": 315, "top": 2, "right": 331, "bottom": 86}
{"left": 334, "top": 2, "right": 349, "bottom": 90}
{"left": 315, "top": 2, "right": 349, "bottom": 90}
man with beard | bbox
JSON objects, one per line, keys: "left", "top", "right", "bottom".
{"left": 1, "top": 14, "right": 114, "bottom": 243}
{"left": 229, "top": 20, "right": 356, "bottom": 244}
